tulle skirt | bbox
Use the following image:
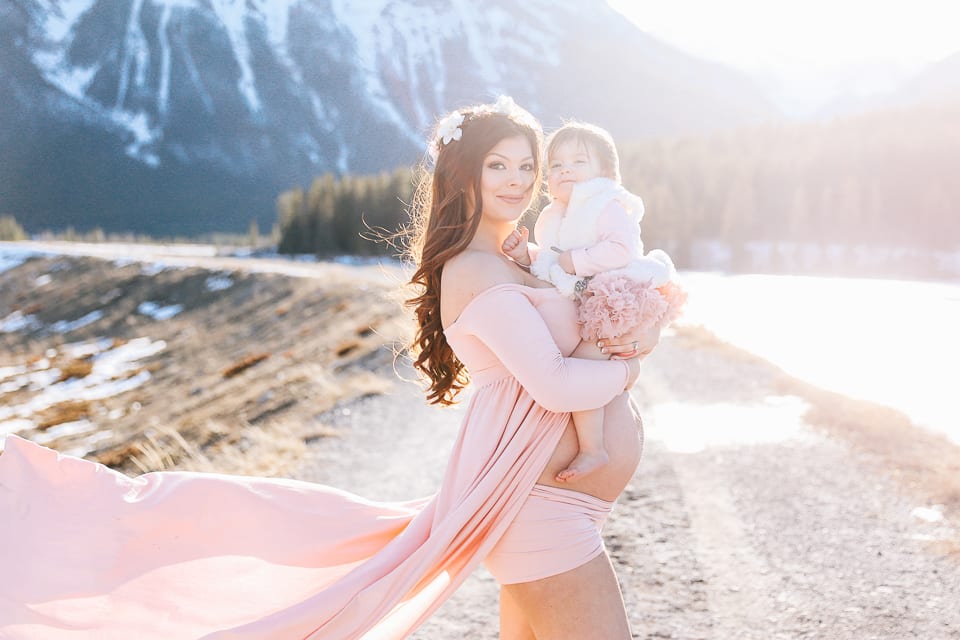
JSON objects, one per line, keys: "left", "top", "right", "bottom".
{"left": 577, "top": 273, "right": 687, "bottom": 341}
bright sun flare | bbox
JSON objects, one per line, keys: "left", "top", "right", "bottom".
{"left": 608, "top": 0, "right": 960, "bottom": 70}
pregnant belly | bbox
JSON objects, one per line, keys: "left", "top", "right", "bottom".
{"left": 536, "top": 393, "right": 643, "bottom": 502}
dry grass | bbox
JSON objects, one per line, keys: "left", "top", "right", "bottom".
{"left": 1, "top": 255, "right": 407, "bottom": 477}
{"left": 791, "top": 382, "right": 960, "bottom": 513}
{"left": 38, "top": 400, "right": 92, "bottom": 429}
{"left": 56, "top": 358, "right": 94, "bottom": 382}
{"left": 672, "top": 325, "right": 775, "bottom": 367}
{"left": 221, "top": 352, "right": 271, "bottom": 378}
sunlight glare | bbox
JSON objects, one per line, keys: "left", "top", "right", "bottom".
{"left": 678, "top": 273, "right": 960, "bottom": 444}
{"left": 608, "top": 0, "right": 960, "bottom": 69}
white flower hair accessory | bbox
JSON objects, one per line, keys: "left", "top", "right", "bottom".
{"left": 492, "top": 95, "right": 518, "bottom": 115}
{"left": 436, "top": 111, "right": 464, "bottom": 146}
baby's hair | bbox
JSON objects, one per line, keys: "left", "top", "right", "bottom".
{"left": 546, "top": 121, "right": 621, "bottom": 183}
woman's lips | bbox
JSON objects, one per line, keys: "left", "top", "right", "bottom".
{"left": 499, "top": 194, "right": 524, "bottom": 204}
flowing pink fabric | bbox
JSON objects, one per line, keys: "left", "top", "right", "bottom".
{"left": 0, "top": 284, "right": 629, "bottom": 639}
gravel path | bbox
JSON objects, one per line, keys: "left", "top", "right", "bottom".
{"left": 631, "top": 332, "right": 960, "bottom": 639}
{"left": 292, "top": 330, "right": 960, "bottom": 639}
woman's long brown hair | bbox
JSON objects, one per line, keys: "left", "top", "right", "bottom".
{"left": 404, "top": 103, "right": 543, "bottom": 405}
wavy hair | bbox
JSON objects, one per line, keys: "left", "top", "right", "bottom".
{"left": 404, "top": 102, "right": 543, "bottom": 405}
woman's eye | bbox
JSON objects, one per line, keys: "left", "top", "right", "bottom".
{"left": 488, "top": 162, "right": 505, "bottom": 170}
{"left": 521, "top": 163, "right": 535, "bottom": 171}
{"left": 549, "top": 163, "right": 561, "bottom": 169}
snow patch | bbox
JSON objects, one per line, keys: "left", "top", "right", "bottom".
{"left": 33, "top": 419, "right": 97, "bottom": 445}
{"left": 250, "top": 0, "right": 298, "bottom": 46}
{"left": 116, "top": 110, "right": 161, "bottom": 166}
{"left": 157, "top": 4, "right": 174, "bottom": 117}
{"left": 62, "top": 429, "right": 115, "bottom": 458}
{"left": 0, "top": 419, "right": 36, "bottom": 439}
{"left": 205, "top": 275, "right": 234, "bottom": 291}
{"left": 38, "top": 0, "right": 98, "bottom": 42}
{"left": 31, "top": 55, "right": 101, "bottom": 102}
{"left": 208, "top": 0, "right": 262, "bottom": 112}
{"left": 62, "top": 338, "right": 115, "bottom": 360}
{"left": 911, "top": 505, "right": 945, "bottom": 523}
{"left": 0, "top": 311, "right": 42, "bottom": 334}
{"left": 137, "top": 302, "right": 184, "bottom": 320}
{"left": 35, "top": 274, "right": 53, "bottom": 286}
{"left": 0, "top": 246, "right": 40, "bottom": 274}
{"left": 329, "top": 0, "right": 427, "bottom": 147}
{"left": 0, "top": 337, "right": 166, "bottom": 445}
{"left": 141, "top": 262, "right": 170, "bottom": 275}
{"left": 0, "top": 365, "right": 28, "bottom": 383}
{"left": 51, "top": 310, "right": 104, "bottom": 334}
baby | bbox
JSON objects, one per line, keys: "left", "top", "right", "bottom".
{"left": 503, "top": 122, "right": 684, "bottom": 481}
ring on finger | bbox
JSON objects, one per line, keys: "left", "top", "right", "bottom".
{"left": 632, "top": 341, "right": 639, "bottom": 351}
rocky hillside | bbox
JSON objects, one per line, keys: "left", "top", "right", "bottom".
{"left": 0, "top": 251, "right": 414, "bottom": 476}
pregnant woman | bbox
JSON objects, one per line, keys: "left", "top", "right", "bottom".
{"left": 410, "top": 97, "right": 658, "bottom": 639}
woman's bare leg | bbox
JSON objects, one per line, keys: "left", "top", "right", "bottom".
{"left": 499, "top": 585, "right": 537, "bottom": 640}
{"left": 500, "top": 552, "right": 631, "bottom": 640}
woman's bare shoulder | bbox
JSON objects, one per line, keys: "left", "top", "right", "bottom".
{"left": 441, "top": 250, "right": 524, "bottom": 327}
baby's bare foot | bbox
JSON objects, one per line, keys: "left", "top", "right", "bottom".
{"left": 556, "top": 450, "right": 610, "bottom": 482}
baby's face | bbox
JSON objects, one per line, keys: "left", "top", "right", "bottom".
{"left": 547, "top": 140, "right": 605, "bottom": 205}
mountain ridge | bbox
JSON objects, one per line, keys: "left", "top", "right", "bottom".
{"left": 2, "top": 0, "right": 778, "bottom": 235}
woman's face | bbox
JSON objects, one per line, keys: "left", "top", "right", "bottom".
{"left": 478, "top": 135, "right": 537, "bottom": 223}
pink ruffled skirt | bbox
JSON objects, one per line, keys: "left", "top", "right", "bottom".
{"left": 577, "top": 273, "right": 687, "bottom": 341}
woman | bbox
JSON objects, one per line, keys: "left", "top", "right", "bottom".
{"left": 0, "top": 98, "right": 656, "bottom": 639}
{"left": 408, "top": 98, "right": 657, "bottom": 638}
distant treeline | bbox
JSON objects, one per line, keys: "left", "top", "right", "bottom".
{"left": 275, "top": 102, "right": 960, "bottom": 264}
{"left": 0, "top": 215, "right": 27, "bottom": 241}
{"left": 276, "top": 169, "right": 414, "bottom": 256}
{"left": 623, "top": 101, "right": 960, "bottom": 268}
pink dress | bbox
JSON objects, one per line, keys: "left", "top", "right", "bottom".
{"left": 0, "top": 283, "right": 630, "bottom": 639}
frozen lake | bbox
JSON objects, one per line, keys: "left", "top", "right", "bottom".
{"left": 677, "top": 272, "right": 960, "bottom": 445}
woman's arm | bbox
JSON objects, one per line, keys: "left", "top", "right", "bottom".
{"left": 460, "top": 287, "right": 638, "bottom": 413}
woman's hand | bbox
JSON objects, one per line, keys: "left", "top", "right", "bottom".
{"left": 599, "top": 324, "right": 661, "bottom": 361}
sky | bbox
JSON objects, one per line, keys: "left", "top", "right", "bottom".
{"left": 607, "top": 0, "right": 959, "bottom": 115}
{"left": 607, "top": 0, "right": 960, "bottom": 71}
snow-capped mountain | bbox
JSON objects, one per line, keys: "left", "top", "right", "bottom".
{"left": 0, "top": 0, "right": 778, "bottom": 236}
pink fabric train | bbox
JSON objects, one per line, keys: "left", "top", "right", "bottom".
{"left": 0, "top": 284, "right": 630, "bottom": 639}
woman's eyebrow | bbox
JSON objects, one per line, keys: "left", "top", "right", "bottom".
{"left": 486, "top": 152, "right": 534, "bottom": 162}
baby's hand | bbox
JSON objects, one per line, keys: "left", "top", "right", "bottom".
{"left": 501, "top": 226, "right": 531, "bottom": 265}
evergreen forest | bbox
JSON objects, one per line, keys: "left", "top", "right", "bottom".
{"left": 276, "top": 102, "right": 959, "bottom": 276}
